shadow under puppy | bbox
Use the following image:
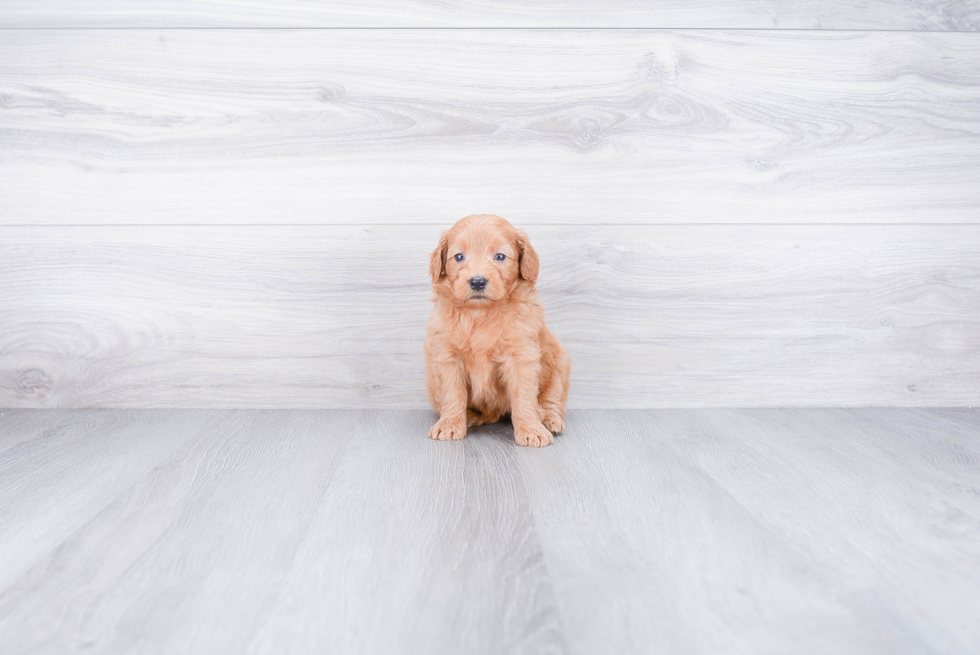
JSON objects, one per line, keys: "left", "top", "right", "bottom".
{"left": 425, "top": 214, "right": 570, "bottom": 447}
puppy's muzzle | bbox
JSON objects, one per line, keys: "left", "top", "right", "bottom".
{"left": 469, "top": 277, "right": 488, "bottom": 292}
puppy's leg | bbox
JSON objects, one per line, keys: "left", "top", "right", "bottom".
{"left": 425, "top": 356, "right": 440, "bottom": 415}
{"left": 429, "top": 358, "right": 468, "bottom": 441}
{"left": 539, "top": 350, "right": 570, "bottom": 434}
{"left": 502, "top": 355, "right": 553, "bottom": 447}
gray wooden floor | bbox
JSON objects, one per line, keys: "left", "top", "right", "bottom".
{"left": 1, "top": 409, "right": 977, "bottom": 654}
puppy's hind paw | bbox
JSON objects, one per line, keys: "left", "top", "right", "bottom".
{"left": 429, "top": 417, "right": 467, "bottom": 441}
{"left": 542, "top": 413, "right": 565, "bottom": 435}
{"left": 514, "top": 421, "right": 554, "bottom": 448}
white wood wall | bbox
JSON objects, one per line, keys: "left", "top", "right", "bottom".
{"left": 2, "top": 2, "right": 979, "bottom": 408}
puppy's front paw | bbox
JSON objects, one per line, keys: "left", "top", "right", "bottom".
{"left": 514, "top": 421, "right": 554, "bottom": 448}
{"left": 429, "top": 417, "right": 467, "bottom": 441}
{"left": 542, "top": 413, "right": 565, "bottom": 434}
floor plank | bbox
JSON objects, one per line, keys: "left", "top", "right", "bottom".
{"left": 247, "top": 411, "right": 563, "bottom": 654}
{"left": 516, "top": 410, "right": 902, "bottom": 655}
{"left": 2, "top": 0, "right": 977, "bottom": 29}
{"left": 2, "top": 224, "right": 977, "bottom": 408}
{"left": 1, "top": 409, "right": 977, "bottom": 653}
{"left": 0, "top": 409, "right": 79, "bottom": 455}
{"left": 652, "top": 408, "right": 980, "bottom": 654}
{"left": 0, "top": 410, "right": 563, "bottom": 655}
{"left": 2, "top": 30, "right": 979, "bottom": 225}
{"left": 0, "top": 410, "right": 224, "bottom": 594}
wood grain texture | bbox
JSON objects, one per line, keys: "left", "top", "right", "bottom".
{"left": 2, "top": 30, "right": 979, "bottom": 225}
{"left": 1, "top": 408, "right": 978, "bottom": 653}
{"left": 244, "top": 411, "right": 563, "bottom": 654}
{"left": 2, "top": 224, "right": 977, "bottom": 409}
{"left": 654, "top": 408, "right": 980, "bottom": 653}
{"left": 512, "top": 408, "right": 980, "bottom": 655}
{"left": 0, "top": 408, "right": 76, "bottom": 455}
{"left": 2, "top": 0, "right": 979, "bottom": 29}
{"left": 0, "top": 409, "right": 223, "bottom": 593}
{"left": 0, "top": 409, "right": 564, "bottom": 654}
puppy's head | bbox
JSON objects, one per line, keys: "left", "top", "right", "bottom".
{"left": 429, "top": 214, "right": 539, "bottom": 305}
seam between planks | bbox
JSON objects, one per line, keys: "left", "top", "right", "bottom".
{"left": 1, "top": 27, "right": 980, "bottom": 33}
{"left": 2, "top": 223, "right": 979, "bottom": 228}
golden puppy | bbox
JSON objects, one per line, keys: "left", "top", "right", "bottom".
{"left": 425, "top": 214, "right": 570, "bottom": 447}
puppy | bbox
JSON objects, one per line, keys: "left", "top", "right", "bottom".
{"left": 425, "top": 214, "right": 570, "bottom": 447}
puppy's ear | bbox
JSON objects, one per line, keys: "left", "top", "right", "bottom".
{"left": 516, "top": 231, "right": 539, "bottom": 283}
{"left": 429, "top": 231, "right": 449, "bottom": 283}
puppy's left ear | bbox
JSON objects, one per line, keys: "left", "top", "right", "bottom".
{"left": 429, "top": 231, "right": 449, "bottom": 283}
{"left": 516, "top": 231, "right": 539, "bottom": 283}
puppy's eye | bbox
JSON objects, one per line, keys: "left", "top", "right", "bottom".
{"left": 494, "top": 253, "right": 506, "bottom": 261}
{"left": 454, "top": 253, "right": 464, "bottom": 262}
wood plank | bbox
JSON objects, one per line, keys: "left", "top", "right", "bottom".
{"left": 511, "top": 409, "right": 980, "bottom": 654}
{"left": 2, "top": 30, "right": 980, "bottom": 226}
{"left": 0, "top": 410, "right": 563, "bottom": 654}
{"left": 0, "top": 410, "right": 353, "bottom": 653}
{"left": 1, "top": 224, "right": 977, "bottom": 408}
{"left": 0, "top": 409, "right": 223, "bottom": 593}
{"left": 647, "top": 408, "right": 980, "bottom": 653}
{"left": 2, "top": 1, "right": 978, "bottom": 29}
{"left": 1, "top": 409, "right": 978, "bottom": 652}
{"left": 246, "top": 410, "right": 563, "bottom": 654}
{"left": 0, "top": 409, "right": 79, "bottom": 455}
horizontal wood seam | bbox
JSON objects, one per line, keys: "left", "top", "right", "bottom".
{"left": 2, "top": 27, "right": 979, "bottom": 34}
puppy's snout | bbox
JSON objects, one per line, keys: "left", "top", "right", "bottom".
{"left": 469, "top": 277, "right": 488, "bottom": 292}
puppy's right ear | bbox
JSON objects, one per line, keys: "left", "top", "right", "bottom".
{"left": 429, "top": 232, "right": 449, "bottom": 283}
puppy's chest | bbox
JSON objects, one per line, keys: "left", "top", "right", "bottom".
{"left": 457, "top": 331, "right": 503, "bottom": 369}
{"left": 454, "top": 320, "right": 507, "bottom": 398}
{"left": 462, "top": 348, "right": 504, "bottom": 403}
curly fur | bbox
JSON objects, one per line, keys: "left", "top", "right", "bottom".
{"left": 424, "top": 214, "right": 570, "bottom": 447}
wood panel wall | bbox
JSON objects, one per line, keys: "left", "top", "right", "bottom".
{"left": 2, "top": 3, "right": 978, "bottom": 408}
{"left": 3, "top": 1, "right": 979, "bottom": 29}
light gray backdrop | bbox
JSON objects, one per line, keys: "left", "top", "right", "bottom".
{"left": 1, "top": 2, "right": 978, "bottom": 408}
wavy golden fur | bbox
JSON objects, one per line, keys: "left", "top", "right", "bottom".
{"left": 424, "top": 214, "right": 570, "bottom": 447}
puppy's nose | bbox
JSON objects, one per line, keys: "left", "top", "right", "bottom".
{"left": 469, "top": 277, "right": 488, "bottom": 291}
